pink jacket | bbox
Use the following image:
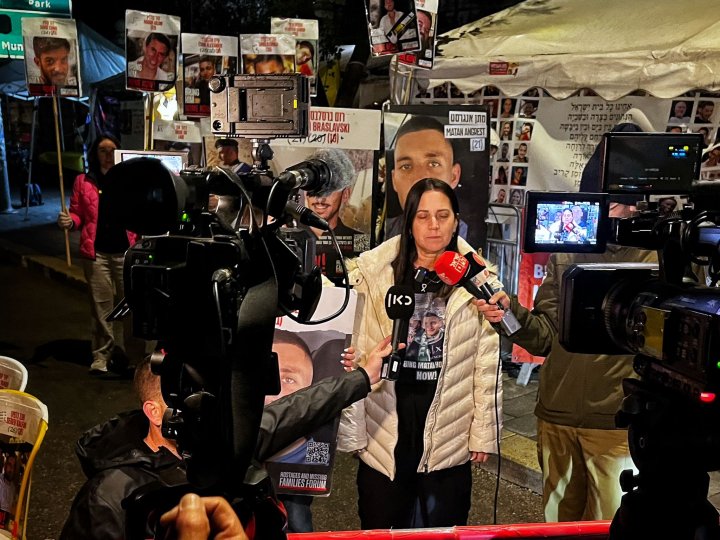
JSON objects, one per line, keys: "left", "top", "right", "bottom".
{"left": 68, "top": 173, "right": 138, "bottom": 260}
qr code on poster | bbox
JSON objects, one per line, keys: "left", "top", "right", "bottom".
{"left": 305, "top": 441, "right": 330, "bottom": 465}
{"left": 353, "top": 233, "right": 370, "bottom": 253}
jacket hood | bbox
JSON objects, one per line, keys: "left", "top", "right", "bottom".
{"left": 75, "top": 410, "right": 178, "bottom": 479}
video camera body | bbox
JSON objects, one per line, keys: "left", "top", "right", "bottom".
{"left": 523, "top": 132, "right": 720, "bottom": 538}
{"left": 105, "top": 74, "right": 347, "bottom": 537}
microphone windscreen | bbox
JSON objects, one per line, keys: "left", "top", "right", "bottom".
{"left": 385, "top": 285, "right": 415, "bottom": 320}
{"left": 435, "top": 251, "right": 469, "bottom": 286}
{"left": 304, "top": 148, "right": 356, "bottom": 197}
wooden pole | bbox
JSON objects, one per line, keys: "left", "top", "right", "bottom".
{"left": 52, "top": 92, "right": 72, "bottom": 267}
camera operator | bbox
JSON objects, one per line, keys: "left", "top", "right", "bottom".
{"left": 476, "top": 119, "right": 658, "bottom": 522}
{"left": 60, "top": 338, "right": 391, "bottom": 539}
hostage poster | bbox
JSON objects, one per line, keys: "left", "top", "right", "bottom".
{"left": 365, "top": 0, "right": 420, "bottom": 56}
{"left": 398, "top": 0, "right": 438, "bottom": 70}
{"left": 22, "top": 18, "right": 82, "bottom": 97}
{"left": 181, "top": 33, "right": 237, "bottom": 117}
{"left": 270, "top": 18, "right": 319, "bottom": 96}
{"left": 240, "top": 34, "right": 296, "bottom": 74}
{"left": 264, "top": 287, "right": 358, "bottom": 496}
{"left": 272, "top": 106, "right": 382, "bottom": 285}
{"left": 125, "top": 10, "right": 180, "bottom": 92}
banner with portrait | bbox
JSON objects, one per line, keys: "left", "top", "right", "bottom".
{"left": 270, "top": 18, "right": 319, "bottom": 96}
{"left": 181, "top": 33, "right": 237, "bottom": 118}
{"left": 383, "top": 105, "right": 491, "bottom": 251}
{"left": 365, "top": 0, "right": 420, "bottom": 57}
{"left": 272, "top": 106, "right": 382, "bottom": 285}
{"left": 398, "top": 0, "right": 437, "bottom": 70}
{"left": 239, "top": 34, "right": 296, "bottom": 75}
{"left": 22, "top": 17, "right": 81, "bottom": 97}
{"left": 125, "top": 10, "right": 180, "bottom": 92}
{"left": 265, "top": 287, "right": 358, "bottom": 496}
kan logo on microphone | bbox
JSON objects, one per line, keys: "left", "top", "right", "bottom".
{"left": 386, "top": 293, "right": 413, "bottom": 307}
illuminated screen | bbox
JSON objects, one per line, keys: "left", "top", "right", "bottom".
{"left": 524, "top": 192, "right": 608, "bottom": 254}
{"left": 114, "top": 150, "right": 187, "bottom": 175}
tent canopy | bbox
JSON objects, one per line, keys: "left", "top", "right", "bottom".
{"left": 408, "top": 0, "right": 720, "bottom": 100}
{"left": 0, "top": 21, "right": 125, "bottom": 99}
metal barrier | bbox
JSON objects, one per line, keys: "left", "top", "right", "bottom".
{"left": 485, "top": 203, "right": 522, "bottom": 295}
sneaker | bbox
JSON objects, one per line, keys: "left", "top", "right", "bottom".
{"left": 89, "top": 358, "right": 108, "bottom": 374}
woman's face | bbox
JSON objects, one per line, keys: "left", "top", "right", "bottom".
{"left": 502, "top": 99, "right": 512, "bottom": 113}
{"left": 97, "top": 138, "right": 117, "bottom": 175}
{"left": 562, "top": 209, "right": 574, "bottom": 224}
{"left": 510, "top": 190, "right": 521, "bottom": 205}
{"left": 412, "top": 190, "right": 457, "bottom": 256}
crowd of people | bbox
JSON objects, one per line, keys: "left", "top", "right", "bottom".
{"left": 50, "top": 94, "right": 711, "bottom": 538}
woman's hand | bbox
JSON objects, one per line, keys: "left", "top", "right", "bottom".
{"left": 57, "top": 210, "right": 73, "bottom": 230}
{"left": 341, "top": 336, "right": 404, "bottom": 385}
{"left": 470, "top": 451, "right": 490, "bottom": 464}
{"left": 472, "top": 290, "right": 511, "bottom": 325}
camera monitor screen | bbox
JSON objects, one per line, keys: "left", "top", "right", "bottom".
{"left": 524, "top": 191, "right": 608, "bottom": 253}
{"left": 601, "top": 132, "right": 703, "bottom": 194}
{"left": 114, "top": 150, "right": 188, "bottom": 175}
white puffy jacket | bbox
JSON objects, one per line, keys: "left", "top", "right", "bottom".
{"left": 337, "top": 237, "right": 502, "bottom": 480}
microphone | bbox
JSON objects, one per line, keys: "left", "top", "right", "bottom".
{"left": 284, "top": 201, "right": 329, "bottom": 231}
{"left": 279, "top": 148, "right": 357, "bottom": 197}
{"left": 435, "top": 251, "right": 521, "bottom": 337}
{"left": 382, "top": 285, "right": 415, "bottom": 380}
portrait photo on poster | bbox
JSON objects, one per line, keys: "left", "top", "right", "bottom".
{"left": 240, "top": 34, "right": 296, "bottom": 74}
{"left": 125, "top": 10, "right": 180, "bottom": 92}
{"left": 22, "top": 18, "right": 82, "bottom": 97}
{"left": 366, "top": 0, "right": 420, "bottom": 57}
{"left": 383, "top": 104, "right": 491, "bottom": 250}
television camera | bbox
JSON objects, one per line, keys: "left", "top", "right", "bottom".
{"left": 524, "top": 132, "right": 720, "bottom": 539}
{"left": 104, "top": 74, "right": 351, "bottom": 538}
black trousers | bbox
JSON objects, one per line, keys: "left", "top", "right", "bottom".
{"left": 356, "top": 460, "right": 472, "bottom": 529}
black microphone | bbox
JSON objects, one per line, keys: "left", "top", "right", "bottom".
{"left": 284, "top": 201, "right": 329, "bottom": 231}
{"left": 276, "top": 159, "right": 330, "bottom": 192}
{"left": 435, "top": 251, "right": 521, "bottom": 337}
{"left": 382, "top": 285, "right": 415, "bottom": 380}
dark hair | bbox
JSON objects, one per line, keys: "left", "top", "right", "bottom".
{"left": 134, "top": 356, "right": 162, "bottom": 404}
{"left": 33, "top": 37, "right": 70, "bottom": 57}
{"left": 198, "top": 55, "right": 213, "bottom": 65}
{"left": 87, "top": 133, "right": 120, "bottom": 178}
{"left": 297, "top": 40, "right": 315, "bottom": 57}
{"left": 273, "top": 330, "right": 312, "bottom": 365}
{"left": 145, "top": 32, "right": 172, "bottom": 52}
{"left": 254, "top": 55, "right": 284, "bottom": 68}
{"left": 392, "top": 178, "right": 459, "bottom": 295}
{"left": 698, "top": 100, "right": 714, "bottom": 110}
{"left": 394, "top": 115, "right": 458, "bottom": 163}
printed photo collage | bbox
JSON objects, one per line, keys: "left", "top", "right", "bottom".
{"left": 483, "top": 88, "right": 542, "bottom": 207}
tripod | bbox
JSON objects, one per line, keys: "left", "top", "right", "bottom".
{"left": 610, "top": 371, "right": 720, "bottom": 540}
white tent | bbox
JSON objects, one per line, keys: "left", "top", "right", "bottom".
{"left": 398, "top": 0, "right": 720, "bottom": 100}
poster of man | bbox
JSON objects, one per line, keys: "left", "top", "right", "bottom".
{"left": 125, "top": 10, "right": 180, "bottom": 92}
{"left": 270, "top": 18, "right": 319, "bottom": 96}
{"left": 366, "top": 0, "right": 420, "bottom": 56}
{"left": 240, "top": 34, "right": 296, "bottom": 74}
{"left": 382, "top": 105, "right": 491, "bottom": 250}
{"left": 181, "top": 33, "right": 237, "bottom": 117}
{"left": 398, "top": 0, "right": 438, "bottom": 70}
{"left": 271, "top": 106, "right": 381, "bottom": 284}
{"left": 264, "top": 287, "right": 358, "bottom": 496}
{"left": 22, "top": 18, "right": 81, "bottom": 97}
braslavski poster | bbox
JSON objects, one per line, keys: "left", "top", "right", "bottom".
{"left": 22, "top": 18, "right": 81, "bottom": 97}
{"left": 272, "top": 106, "right": 382, "bottom": 285}
{"left": 366, "top": 0, "right": 420, "bottom": 57}
{"left": 264, "top": 287, "right": 358, "bottom": 496}
{"left": 181, "top": 33, "right": 237, "bottom": 117}
{"left": 125, "top": 10, "right": 180, "bottom": 92}
{"left": 270, "top": 18, "right": 319, "bottom": 96}
{"left": 384, "top": 104, "right": 490, "bottom": 250}
{"left": 239, "top": 34, "right": 296, "bottom": 75}
{"left": 398, "top": 0, "right": 437, "bottom": 70}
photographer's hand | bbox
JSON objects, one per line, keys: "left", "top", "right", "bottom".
{"left": 473, "top": 291, "right": 511, "bottom": 325}
{"left": 159, "top": 493, "right": 248, "bottom": 540}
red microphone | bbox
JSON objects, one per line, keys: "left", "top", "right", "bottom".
{"left": 435, "top": 251, "right": 521, "bottom": 336}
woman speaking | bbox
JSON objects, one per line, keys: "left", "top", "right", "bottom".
{"left": 338, "top": 178, "right": 501, "bottom": 529}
